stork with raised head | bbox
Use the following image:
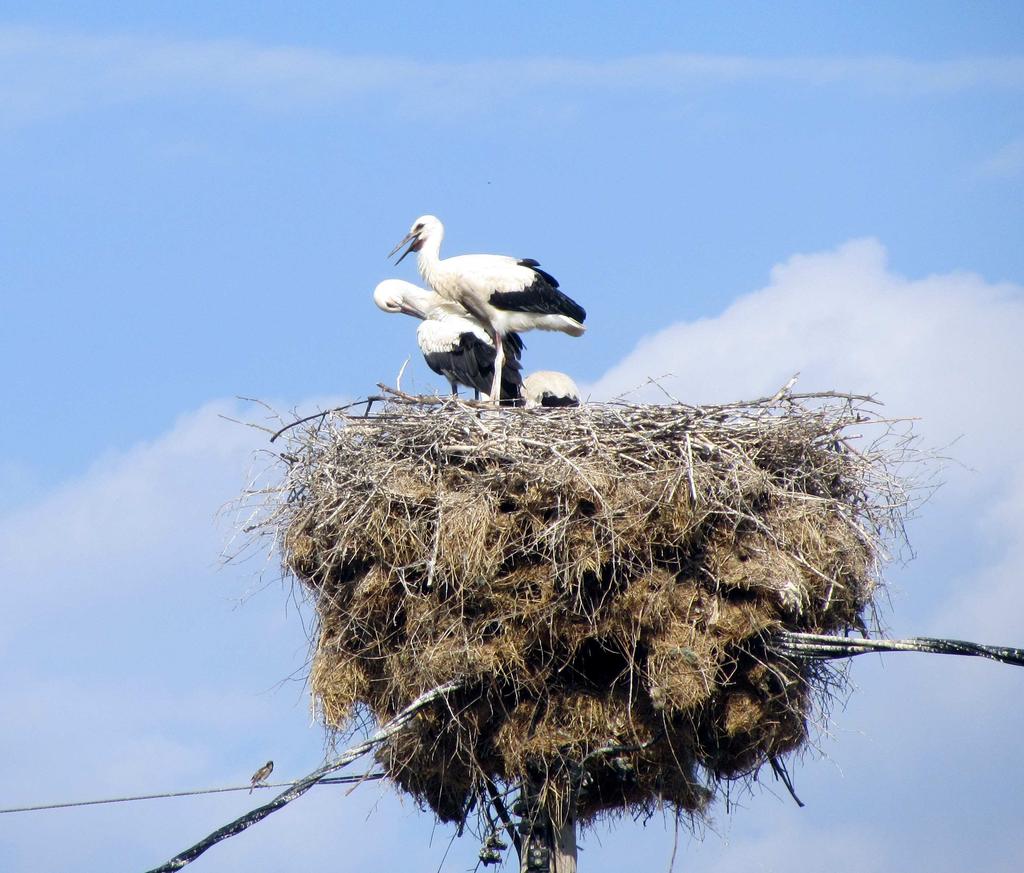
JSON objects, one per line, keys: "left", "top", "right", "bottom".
{"left": 388, "top": 215, "right": 586, "bottom": 401}
{"left": 373, "top": 279, "right": 523, "bottom": 404}
{"left": 523, "top": 370, "right": 581, "bottom": 408}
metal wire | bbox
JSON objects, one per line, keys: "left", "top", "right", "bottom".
{"left": 0, "top": 774, "right": 385, "bottom": 815}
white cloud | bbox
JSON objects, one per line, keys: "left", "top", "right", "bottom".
{"left": 932, "top": 464, "right": 1024, "bottom": 642}
{"left": 0, "top": 401, "right": 261, "bottom": 619}
{"left": 0, "top": 396, "right": 348, "bottom": 623}
{"left": 590, "top": 238, "right": 1024, "bottom": 477}
{"left": 1, "top": 26, "right": 1023, "bottom": 125}
{"left": 973, "top": 135, "right": 1024, "bottom": 180}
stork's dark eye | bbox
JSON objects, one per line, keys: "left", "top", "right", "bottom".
{"left": 414, "top": 223, "right": 423, "bottom": 232}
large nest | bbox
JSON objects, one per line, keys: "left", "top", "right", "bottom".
{"left": 257, "top": 388, "right": 911, "bottom": 829}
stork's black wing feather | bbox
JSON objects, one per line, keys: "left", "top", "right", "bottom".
{"left": 423, "top": 332, "right": 523, "bottom": 404}
{"left": 490, "top": 267, "right": 586, "bottom": 324}
{"left": 516, "top": 259, "right": 560, "bottom": 288}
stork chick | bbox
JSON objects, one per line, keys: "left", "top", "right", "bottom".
{"left": 523, "top": 370, "right": 581, "bottom": 408}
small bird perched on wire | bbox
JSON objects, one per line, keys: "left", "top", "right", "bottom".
{"left": 249, "top": 760, "right": 274, "bottom": 793}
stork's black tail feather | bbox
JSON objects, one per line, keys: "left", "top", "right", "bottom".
{"left": 424, "top": 331, "right": 523, "bottom": 404}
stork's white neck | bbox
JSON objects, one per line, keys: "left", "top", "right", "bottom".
{"left": 416, "top": 223, "right": 444, "bottom": 284}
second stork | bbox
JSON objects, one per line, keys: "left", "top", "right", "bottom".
{"left": 373, "top": 279, "right": 523, "bottom": 403}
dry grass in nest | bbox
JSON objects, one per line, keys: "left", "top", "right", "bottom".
{"left": 245, "top": 386, "right": 915, "bottom": 830}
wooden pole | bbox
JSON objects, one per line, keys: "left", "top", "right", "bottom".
{"left": 553, "top": 816, "right": 577, "bottom": 873}
{"left": 519, "top": 810, "right": 577, "bottom": 873}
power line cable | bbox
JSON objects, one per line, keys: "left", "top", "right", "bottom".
{"left": 0, "top": 774, "right": 385, "bottom": 816}
{"left": 772, "top": 631, "right": 1024, "bottom": 667}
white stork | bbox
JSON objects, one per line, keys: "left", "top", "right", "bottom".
{"left": 523, "top": 370, "right": 581, "bottom": 408}
{"left": 373, "top": 279, "right": 524, "bottom": 403}
{"left": 388, "top": 215, "right": 586, "bottom": 401}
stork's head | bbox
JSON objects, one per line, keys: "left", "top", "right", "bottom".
{"left": 388, "top": 214, "right": 443, "bottom": 264}
{"left": 373, "top": 279, "right": 431, "bottom": 319}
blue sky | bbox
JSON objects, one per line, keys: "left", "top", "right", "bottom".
{"left": 2, "top": 4, "right": 1023, "bottom": 871}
